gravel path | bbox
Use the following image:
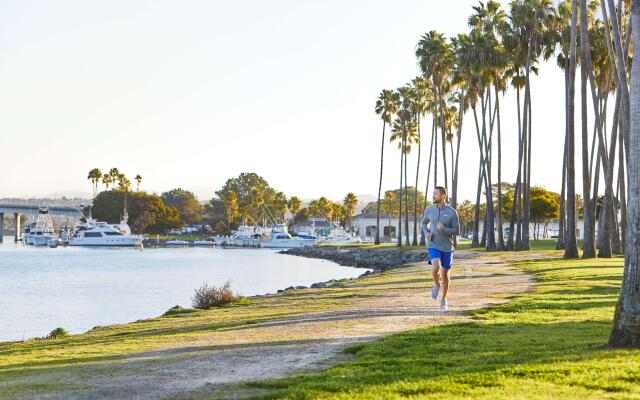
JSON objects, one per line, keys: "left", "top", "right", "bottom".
{"left": 5, "top": 251, "right": 542, "bottom": 400}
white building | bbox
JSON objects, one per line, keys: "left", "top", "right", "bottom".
{"left": 349, "top": 212, "right": 420, "bottom": 243}
{"left": 351, "top": 212, "right": 586, "bottom": 243}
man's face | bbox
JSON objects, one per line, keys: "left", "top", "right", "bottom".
{"left": 432, "top": 189, "right": 444, "bottom": 204}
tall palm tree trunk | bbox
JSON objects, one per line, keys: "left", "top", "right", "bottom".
{"left": 421, "top": 118, "right": 436, "bottom": 246}
{"left": 579, "top": 0, "right": 596, "bottom": 258}
{"left": 413, "top": 116, "right": 421, "bottom": 246}
{"left": 508, "top": 85, "right": 523, "bottom": 251}
{"left": 472, "top": 160, "right": 483, "bottom": 248}
{"left": 559, "top": 127, "right": 568, "bottom": 250}
{"left": 521, "top": 73, "right": 532, "bottom": 251}
{"left": 452, "top": 88, "right": 464, "bottom": 210}
{"left": 482, "top": 91, "right": 496, "bottom": 251}
{"left": 404, "top": 139, "right": 410, "bottom": 246}
{"left": 581, "top": 0, "right": 613, "bottom": 258}
{"left": 519, "top": 28, "right": 535, "bottom": 252}
{"left": 606, "top": 0, "right": 631, "bottom": 165}
{"left": 433, "top": 87, "right": 439, "bottom": 187}
{"left": 398, "top": 138, "right": 403, "bottom": 247}
{"left": 472, "top": 106, "right": 484, "bottom": 248}
{"left": 375, "top": 120, "right": 387, "bottom": 245}
{"left": 565, "top": 0, "right": 580, "bottom": 258}
{"left": 609, "top": 0, "right": 640, "bottom": 347}
{"left": 558, "top": 66, "right": 569, "bottom": 251}
{"left": 619, "top": 124, "right": 627, "bottom": 251}
{"left": 439, "top": 89, "right": 449, "bottom": 190}
{"left": 495, "top": 85, "right": 505, "bottom": 250}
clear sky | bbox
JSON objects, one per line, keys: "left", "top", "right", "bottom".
{"left": 0, "top": 1, "right": 583, "bottom": 203}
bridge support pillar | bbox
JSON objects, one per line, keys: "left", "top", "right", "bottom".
{"left": 0, "top": 213, "right": 4, "bottom": 243}
{"left": 14, "top": 213, "right": 20, "bottom": 242}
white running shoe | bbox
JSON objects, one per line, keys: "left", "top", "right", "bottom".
{"left": 440, "top": 298, "right": 448, "bottom": 311}
{"left": 431, "top": 284, "right": 440, "bottom": 300}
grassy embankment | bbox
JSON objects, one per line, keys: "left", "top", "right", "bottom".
{"left": 244, "top": 243, "right": 640, "bottom": 399}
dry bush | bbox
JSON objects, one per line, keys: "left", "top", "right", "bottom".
{"left": 191, "top": 281, "right": 239, "bottom": 309}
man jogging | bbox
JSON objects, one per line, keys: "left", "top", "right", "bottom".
{"left": 421, "top": 186, "right": 460, "bottom": 311}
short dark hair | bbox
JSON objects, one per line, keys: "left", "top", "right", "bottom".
{"left": 435, "top": 186, "right": 447, "bottom": 196}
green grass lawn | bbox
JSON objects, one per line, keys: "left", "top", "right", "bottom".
{"left": 245, "top": 252, "right": 640, "bottom": 399}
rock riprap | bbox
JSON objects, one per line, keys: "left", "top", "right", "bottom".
{"left": 281, "top": 246, "right": 427, "bottom": 272}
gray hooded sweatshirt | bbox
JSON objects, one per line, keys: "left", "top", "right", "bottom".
{"left": 421, "top": 204, "right": 460, "bottom": 252}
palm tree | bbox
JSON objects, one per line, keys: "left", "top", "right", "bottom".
{"left": 102, "top": 174, "right": 113, "bottom": 190}
{"left": 507, "top": 0, "right": 557, "bottom": 251}
{"left": 134, "top": 175, "right": 142, "bottom": 192}
{"left": 108, "top": 168, "right": 120, "bottom": 183}
{"left": 469, "top": 0, "right": 508, "bottom": 251}
{"left": 288, "top": 196, "right": 301, "bottom": 219}
{"left": 609, "top": 0, "right": 639, "bottom": 348}
{"left": 343, "top": 192, "right": 359, "bottom": 227}
{"left": 248, "top": 187, "right": 264, "bottom": 224}
{"left": 87, "top": 168, "right": 102, "bottom": 198}
{"left": 223, "top": 190, "right": 239, "bottom": 230}
{"left": 117, "top": 174, "right": 131, "bottom": 192}
{"left": 416, "top": 30, "right": 455, "bottom": 191}
{"left": 390, "top": 86, "right": 419, "bottom": 246}
{"left": 374, "top": 89, "right": 399, "bottom": 245}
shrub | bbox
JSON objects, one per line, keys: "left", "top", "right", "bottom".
{"left": 46, "top": 327, "right": 70, "bottom": 339}
{"left": 191, "top": 281, "right": 239, "bottom": 309}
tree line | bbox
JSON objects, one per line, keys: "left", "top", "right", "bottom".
{"left": 89, "top": 170, "right": 361, "bottom": 235}
{"left": 212, "top": 173, "right": 360, "bottom": 232}
{"left": 372, "top": 0, "right": 639, "bottom": 347}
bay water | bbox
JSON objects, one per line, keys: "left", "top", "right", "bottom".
{"left": 0, "top": 239, "right": 365, "bottom": 342}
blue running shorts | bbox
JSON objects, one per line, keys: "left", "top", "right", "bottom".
{"left": 428, "top": 248, "right": 453, "bottom": 269}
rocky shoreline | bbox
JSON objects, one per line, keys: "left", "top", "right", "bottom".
{"left": 270, "top": 246, "right": 427, "bottom": 293}
{"left": 281, "top": 246, "right": 428, "bottom": 272}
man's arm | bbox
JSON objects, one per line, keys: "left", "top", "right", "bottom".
{"left": 421, "top": 209, "right": 430, "bottom": 235}
{"left": 444, "top": 209, "right": 460, "bottom": 236}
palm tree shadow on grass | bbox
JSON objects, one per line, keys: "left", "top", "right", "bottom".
{"left": 244, "top": 269, "right": 627, "bottom": 398}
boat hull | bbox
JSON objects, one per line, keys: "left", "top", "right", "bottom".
{"left": 68, "top": 237, "right": 142, "bottom": 247}
{"left": 261, "top": 239, "right": 316, "bottom": 249}
{"left": 31, "top": 235, "right": 53, "bottom": 246}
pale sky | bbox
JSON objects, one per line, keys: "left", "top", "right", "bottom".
{"left": 0, "top": 1, "right": 587, "bottom": 203}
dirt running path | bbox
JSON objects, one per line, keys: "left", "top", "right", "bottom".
{"left": 5, "top": 251, "right": 542, "bottom": 400}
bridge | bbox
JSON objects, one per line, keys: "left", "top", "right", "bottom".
{"left": 0, "top": 204, "right": 84, "bottom": 243}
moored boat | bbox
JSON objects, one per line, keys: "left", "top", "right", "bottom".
{"left": 69, "top": 219, "right": 142, "bottom": 247}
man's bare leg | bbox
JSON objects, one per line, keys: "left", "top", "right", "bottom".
{"left": 440, "top": 267, "right": 450, "bottom": 300}
{"left": 430, "top": 258, "right": 441, "bottom": 300}
{"left": 432, "top": 258, "right": 441, "bottom": 284}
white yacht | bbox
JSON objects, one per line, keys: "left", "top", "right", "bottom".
{"left": 166, "top": 239, "right": 189, "bottom": 246}
{"left": 261, "top": 231, "right": 316, "bottom": 248}
{"left": 217, "top": 225, "right": 266, "bottom": 247}
{"left": 23, "top": 206, "right": 55, "bottom": 246}
{"left": 193, "top": 239, "right": 215, "bottom": 246}
{"left": 68, "top": 219, "right": 142, "bottom": 247}
{"left": 261, "top": 225, "right": 316, "bottom": 248}
{"left": 317, "top": 228, "right": 361, "bottom": 245}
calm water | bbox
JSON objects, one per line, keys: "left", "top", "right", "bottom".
{"left": 0, "top": 239, "right": 365, "bottom": 342}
